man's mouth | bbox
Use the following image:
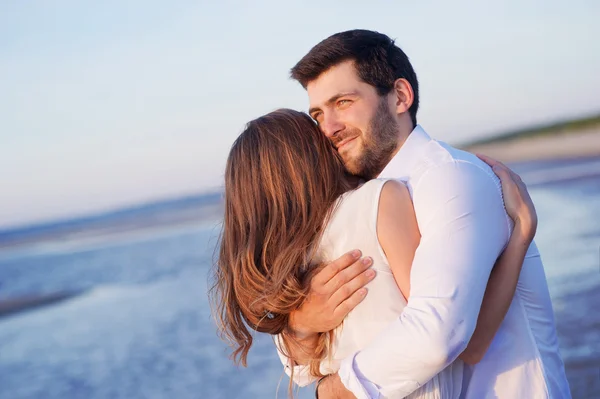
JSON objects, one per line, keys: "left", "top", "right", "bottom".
{"left": 336, "top": 136, "right": 358, "bottom": 151}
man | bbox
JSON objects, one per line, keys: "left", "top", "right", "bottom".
{"left": 279, "top": 30, "right": 570, "bottom": 398}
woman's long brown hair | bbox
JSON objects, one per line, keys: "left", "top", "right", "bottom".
{"left": 210, "top": 109, "right": 355, "bottom": 386}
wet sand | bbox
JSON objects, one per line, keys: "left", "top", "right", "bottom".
{"left": 460, "top": 127, "right": 600, "bottom": 163}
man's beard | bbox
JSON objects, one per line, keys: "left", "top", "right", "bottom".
{"left": 333, "top": 98, "right": 399, "bottom": 179}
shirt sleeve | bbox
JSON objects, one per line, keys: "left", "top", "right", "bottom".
{"left": 339, "top": 160, "right": 511, "bottom": 399}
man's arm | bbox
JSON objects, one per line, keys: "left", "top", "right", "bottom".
{"left": 338, "top": 161, "right": 510, "bottom": 398}
{"left": 458, "top": 221, "right": 531, "bottom": 365}
{"left": 459, "top": 154, "right": 538, "bottom": 364}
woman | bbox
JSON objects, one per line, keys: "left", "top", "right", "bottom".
{"left": 210, "top": 109, "right": 537, "bottom": 398}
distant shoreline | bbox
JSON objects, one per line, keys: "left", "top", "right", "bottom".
{"left": 0, "top": 200, "right": 223, "bottom": 253}
{"left": 459, "top": 113, "right": 600, "bottom": 163}
{"left": 0, "top": 291, "right": 83, "bottom": 319}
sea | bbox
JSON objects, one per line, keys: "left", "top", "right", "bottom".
{"left": 0, "top": 156, "right": 599, "bottom": 399}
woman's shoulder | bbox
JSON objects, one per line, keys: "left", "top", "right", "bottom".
{"left": 333, "top": 179, "right": 407, "bottom": 214}
{"left": 353, "top": 177, "right": 398, "bottom": 193}
{"left": 350, "top": 178, "right": 407, "bottom": 203}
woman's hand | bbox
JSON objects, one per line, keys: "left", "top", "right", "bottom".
{"left": 477, "top": 154, "right": 538, "bottom": 243}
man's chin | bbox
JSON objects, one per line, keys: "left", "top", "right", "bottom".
{"left": 342, "top": 159, "right": 363, "bottom": 177}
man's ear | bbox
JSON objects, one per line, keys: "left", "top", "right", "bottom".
{"left": 392, "top": 78, "right": 414, "bottom": 115}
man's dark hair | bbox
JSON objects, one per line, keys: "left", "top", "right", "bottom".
{"left": 291, "top": 29, "right": 419, "bottom": 127}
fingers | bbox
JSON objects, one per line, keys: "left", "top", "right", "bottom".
{"left": 479, "top": 154, "right": 537, "bottom": 232}
{"left": 477, "top": 153, "right": 511, "bottom": 173}
{"left": 325, "top": 256, "right": 374, "bottom": 293}
{"left": 333, "top": 286, "right": 369, "bottom": 322}
{"left": 328, "top": 263, "right": 375, "bottom": 306}
{"left": 477, "top": 153, "right": 509, "bottom": 173}
{"left": 493, "top": 164, "right": 512, "bottom": 181}
{"left": 315, "top": 250, "right": 362, "bottom": 285}
{"left": 477, "top": 154, "right": 509, "bottom": 179}
{"left": 477, "top": 153, "right": 523, "bottom": 185}
{"left": 301, "top": 252, "right": 375, "bottom": 331}
{"left": 512, "top": 170, "right": 524, "bottom": 183}
{"left": 476, "top": 153, "right": 501, "bottom": 168}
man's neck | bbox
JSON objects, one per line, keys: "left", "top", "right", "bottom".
{"left": 378, "top": 123, "right": 413, "bottom": 176}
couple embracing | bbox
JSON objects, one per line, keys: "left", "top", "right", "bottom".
{"left": 211, "top": 30, "right": 571, "bottom": 399}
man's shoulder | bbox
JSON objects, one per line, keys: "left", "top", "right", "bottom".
{"left": 415, "top": 139, "right": 497, "bottom": 182}
{"left": 421, "top": 139, "right": 483, "bottom": 168}
{"left": 411, "top": 140, "right": 501, "bottom": 197}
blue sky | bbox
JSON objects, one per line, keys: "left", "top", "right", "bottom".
{"left": 1, "top": 0, "right": 599, "bottom": 229}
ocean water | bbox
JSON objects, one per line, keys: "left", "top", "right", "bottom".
{"left": 0, "top": 157, "right": 599, "bottom": 399}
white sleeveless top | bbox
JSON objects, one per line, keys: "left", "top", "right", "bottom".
{"left": 315, "top": 179, "right": 463, "bottom": 399}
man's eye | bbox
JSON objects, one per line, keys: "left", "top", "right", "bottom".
{"left": 312, "top": 113, "right": 323, "bottom": 123}
{"left": 337, "top": 99, "right": 351, "bottom": 107}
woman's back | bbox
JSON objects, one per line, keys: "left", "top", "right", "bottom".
{"left": 316, "top": 179, "right": 463, "bottom": 399}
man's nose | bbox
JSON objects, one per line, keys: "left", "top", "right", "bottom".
{"left": 320, "top": 112, "right": 344, "bottom": 138}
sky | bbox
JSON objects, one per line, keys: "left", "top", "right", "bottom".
{"left": 1, "top": 0, "right": 599, "bottom": 229}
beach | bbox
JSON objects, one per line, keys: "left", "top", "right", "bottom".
{"left": 461, "top": 127, "right": 600, "bottom": 163}
{"left": 456, "top": 115, "right": 600, "bottom": 163}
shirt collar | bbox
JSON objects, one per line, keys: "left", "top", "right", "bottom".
{"left": 378, "top": 124, "right": 431, "bottom": 179}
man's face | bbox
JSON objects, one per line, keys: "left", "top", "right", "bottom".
{"left": 307, "top": 61, "right": 399, "bottom": 178}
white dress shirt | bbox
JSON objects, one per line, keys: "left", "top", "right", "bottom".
{"left": 338, "top": 126, "right": 571, "bottom": 398}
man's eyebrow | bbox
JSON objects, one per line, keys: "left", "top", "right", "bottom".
{"left": 308, "top": 105, "right": 321, "bottom": 116}
{"left": 308, "top": 92, "right": 358, "bottom": 116}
